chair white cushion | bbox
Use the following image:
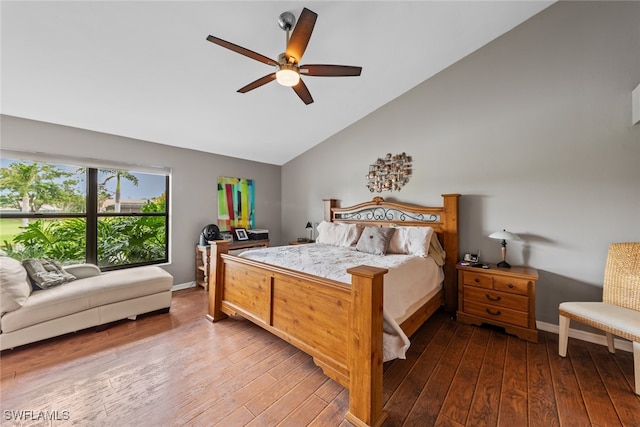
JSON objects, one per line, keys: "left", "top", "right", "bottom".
{"left": 559, "top": 301, "right": 640, "bottom": 341}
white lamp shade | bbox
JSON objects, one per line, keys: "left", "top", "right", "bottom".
{"left": 489, "top": 230, "right": 521, "bottom": 241}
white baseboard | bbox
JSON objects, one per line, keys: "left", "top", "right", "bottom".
{"left": 537, "top": 321, "right": 633, "bottom": 353}
{"left": 171, "top": 281, "right": 196, "bottom": 291}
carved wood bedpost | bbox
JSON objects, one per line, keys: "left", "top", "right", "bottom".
{"left": 323, "top": 198, "right": 337, "bottom": 222}
{"left": 441, "top": 194, "right": 460, "bottom": 312}
{"left": 206, "top": 240, "right": 229, "bottom": 322}
{"left": 345, "top": 265, "right": 388, "bottom": 427}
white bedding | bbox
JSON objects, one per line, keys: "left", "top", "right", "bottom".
{"left": 238, "top": 243, "right": 444, "bottom": 361}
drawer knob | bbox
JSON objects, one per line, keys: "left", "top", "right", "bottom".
{"left": 474, "top": 278, "right": 480, "bottom": 283}
{"left": 486, "top": 308, "right": 502, "bottom": 316}
{"left": 508, "top": 284, "right": 514, "bottom": 288}
{"left": 486, "top": 294, "right": 502, "bottom": 302}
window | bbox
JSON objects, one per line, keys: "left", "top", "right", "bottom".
{"left": 0, "top": 156, "right": 169, "bottom": 270}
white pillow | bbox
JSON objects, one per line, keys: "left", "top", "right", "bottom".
{"left": 387, "top": 226, "right": 434, "bottom": 258}
{"left": 316, "top": 221, "right": 363, "bottom": 247}
{"left": 0, "top": 257, "right": 32, "bottom": 314}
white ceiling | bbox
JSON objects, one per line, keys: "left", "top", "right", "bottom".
{"left": 1, "top": 1, "right": 553, "bottom": 165}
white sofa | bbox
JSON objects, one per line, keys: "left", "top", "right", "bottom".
{"left": 0, "top": 257, "right": 173, "bottom": 350}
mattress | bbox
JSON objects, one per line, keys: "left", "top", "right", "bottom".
{"left": 239, "top": 243, "right": 444, "bottom": 361}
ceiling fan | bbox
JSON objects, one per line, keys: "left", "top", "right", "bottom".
{"left": 206, "top": 7, "right": 362, "bottom": 105}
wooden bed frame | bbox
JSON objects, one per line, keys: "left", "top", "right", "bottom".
{"left": 207, "top": 194, "right": 459, "bottom": 427}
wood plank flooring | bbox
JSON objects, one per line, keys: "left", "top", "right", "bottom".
{"left": 1, "top": 288, "right": 638, "bottom": 426}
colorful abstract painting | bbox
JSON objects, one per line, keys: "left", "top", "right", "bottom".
{"left": 217, "top": 176, "right": 255, "bottom": 231}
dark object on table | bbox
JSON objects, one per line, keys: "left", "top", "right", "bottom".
{"left": 199, "top": 224, "right": 221, "bottom": 246}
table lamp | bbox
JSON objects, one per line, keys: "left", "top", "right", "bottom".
{"left": 306, "top": 221, "right": 313, "bottom": 242}
{"left": 489, "top": 229, "right": 521, "bottom": 268}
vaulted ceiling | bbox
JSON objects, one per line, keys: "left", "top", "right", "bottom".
{"left": 1, "top": 1, "right": 553, "bottom": 165}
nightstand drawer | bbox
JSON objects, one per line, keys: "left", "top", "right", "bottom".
{"left": 463, "top": 286, "right": 528, "bottom": 311}
{"left": 462, "top": 271, "right": 493, "bottom": 289}
{"left": 493, "top": 276, "right": 530, "bottom": 295}
{"left": 463, "top": 300, "right": 529, "bottom": 328}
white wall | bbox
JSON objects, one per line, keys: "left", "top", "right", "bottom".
{"left": 281, "top": 1, "right": 640, "bottom": 324}
{"left": 0, "top": 115, "right": 282, "bottom": 285}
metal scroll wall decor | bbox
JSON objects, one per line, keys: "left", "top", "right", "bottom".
{"left": 365, "top": 152, "right": 412, "bottom": 192}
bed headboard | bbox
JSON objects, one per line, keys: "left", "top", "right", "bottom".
{"left": 323, "top": 194, "right": 460, "bottom": 312}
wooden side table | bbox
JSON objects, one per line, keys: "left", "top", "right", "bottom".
{"left": 195, "top": 240, "right": 270, "bottom": 291}
{"left": 195, "top": 245, "right": 210, "bottom": 290}
{"left": 456, "top": 262, "right": 539, "bottom": 342}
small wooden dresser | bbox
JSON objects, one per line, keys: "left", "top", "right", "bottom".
{"left": 195, "top": 240, "right": 270, "bottom": 290}
{"left": 456, "top": 262, "right": 539, "bottom": 342}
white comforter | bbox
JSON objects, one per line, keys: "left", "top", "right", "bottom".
{"left": 239, "top": 243, "right": 444, "bottom": 361}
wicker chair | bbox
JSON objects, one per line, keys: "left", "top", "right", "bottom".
{"left": 558, "top": 242, "right": 640, "bottom": 395}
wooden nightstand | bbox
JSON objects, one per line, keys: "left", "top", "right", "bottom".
{"left": 196, "top": 239, "right": 269, "bottom": 291}
{"left": 456, "top": 263, "right": 539, "bottom": 342}
{"left": 195, "top": 245, "right": 210, "bottom": 290}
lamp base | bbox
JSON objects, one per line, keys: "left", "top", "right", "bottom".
{"left": 497, "top": 261, "right": 511, "bottom": 268}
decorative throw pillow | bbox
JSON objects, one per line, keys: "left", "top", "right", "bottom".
{"left": 356, "top": 227, "right": 396, "bottom": 255}
{"left": 22, "top": 258, "right": 76, "bottom": 290}
{"left": 0, "top": 257, "right": 32, "bottom": 314}
{"left": 316, "top": 221, "right": 364, "bottom": 247}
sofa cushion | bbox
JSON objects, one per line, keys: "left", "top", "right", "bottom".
{"left": 0, "top": 266, "right": 173, "bottom": 333}
{"left": 0, "top": 257, "right": 32, "bottom": 314}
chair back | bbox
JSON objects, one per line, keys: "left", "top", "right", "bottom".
{"left": 602, "top": 242, "right": 640, "bottom": 311}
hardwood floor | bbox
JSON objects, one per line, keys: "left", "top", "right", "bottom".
{"left": 1, "top": 288, "right": 638, "bottom": 426}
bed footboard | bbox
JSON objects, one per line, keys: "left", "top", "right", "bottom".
{"left": 207, "top": 241, "right": 388, "bottom": 427}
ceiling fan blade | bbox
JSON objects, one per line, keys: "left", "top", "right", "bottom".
{"left": 292, "top": 79, "right": 314, "bottom": 105}
{"left": 207, "top": 35, "right": 277, "bottom": 66}
{"left": 237, "top": 73, "right": 277, "bottom": 93}
{"left": 286, "top": 8, "right": 317, "bottom": 63}
{"left": 300, "top": 64, "right": 363, "bottom": 77}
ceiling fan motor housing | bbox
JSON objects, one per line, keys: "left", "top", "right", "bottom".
{"left": 278, "top": 52, "right": 296, "bottom": 66}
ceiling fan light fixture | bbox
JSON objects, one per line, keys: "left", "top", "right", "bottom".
{"left": 276, "top": 64, "right": 300, "bottom": 87}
